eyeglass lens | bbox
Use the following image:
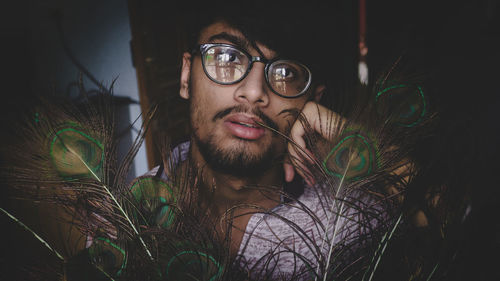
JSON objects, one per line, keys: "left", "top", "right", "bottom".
{"left": 202, "top": 45, "right": 310, "bottom": 97}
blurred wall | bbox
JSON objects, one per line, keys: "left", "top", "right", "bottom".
{"left": 1, "top": 0, "right": 148, "bottom": 179}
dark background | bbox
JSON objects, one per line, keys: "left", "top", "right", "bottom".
{"left": 1, "top": 0, "right": 499, "bottom": 165}
{"left": 1, "top": 0, "right": 499, "bottom": 280}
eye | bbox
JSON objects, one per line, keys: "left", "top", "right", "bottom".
{"left": 213, "top": 47, "right": 243, "bottom": 65}
{"left": 203, "top": 45, "right": 248, "bottom": 83}
{"left": 271, "top": 63, "right": 298, "bottom": 81}
{"left": 217, "top": 52, "right": 238, "bottom": 63}
{"left": 267, "top": 60, "right": 311, "bottom": 96}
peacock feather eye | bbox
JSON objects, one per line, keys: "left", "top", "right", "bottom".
{"left": 375, "top": 84, "right": 426, "bottom": 127}
{"left": 88, "top": 237, "right": 127, "bottom": 277}
{"left": 129, "top": 177, "right": 176, "bottom": 228}
{"left": 49, "top": 126, "right": 104, "bottom": 178}
{"left": 165, "top": 250, "right": 223, "bottom": 281}
{"left": 323, "top": 130, "right": 378, "bottom": 181}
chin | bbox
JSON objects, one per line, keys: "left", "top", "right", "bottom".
{"left": 195, "top": 133, "right": 277, "bottom": 178}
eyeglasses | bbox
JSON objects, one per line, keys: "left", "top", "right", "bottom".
{"left": 196, "top": 43, "right": 312, "bottom": 98}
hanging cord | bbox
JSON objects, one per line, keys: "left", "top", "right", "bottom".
{"left": 358, "top": 0, "right": 369, "bottom": 85}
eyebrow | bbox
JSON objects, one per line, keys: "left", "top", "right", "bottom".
{"left": 207, "top": 32, "right": 251, "bottom": 51}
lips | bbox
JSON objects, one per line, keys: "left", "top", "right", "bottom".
{"left": 224, "top": 114, "right": 266, "bottom": 140}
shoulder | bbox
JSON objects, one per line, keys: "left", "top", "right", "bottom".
{"left": 140, "top": 141, "right": 191, "bottom": 179}
{"left": 143, "top": 166, "right": 160, "bottom": 177}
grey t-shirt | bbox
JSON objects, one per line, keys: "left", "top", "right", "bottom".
{"left": 148, "top": 142, "right": 385, "bottom": 280}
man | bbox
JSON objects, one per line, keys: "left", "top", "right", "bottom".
{"left": 178, "top": 13, "right": 323, "bottom": 261}
{"left": 147, "top": 6, "right": 398, "bottom": 280}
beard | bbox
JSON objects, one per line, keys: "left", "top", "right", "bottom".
{"left": 194, "top": 132, "right": 277, "bottom": 178}
{"left": 192, "top": 105, "right": 283, "bottom": 178}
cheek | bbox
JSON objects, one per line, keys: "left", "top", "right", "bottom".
{"left": 188, "top": 84, "right": 225, "bottom": 135}
{"left": 190, "top": 97, "right": 211, "bottom": 134}
{"left": 188, "top": 91, "right": 208, "bottom": 133}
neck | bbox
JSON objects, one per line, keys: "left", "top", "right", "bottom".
{"left": 182, "top": 139, "right": 284, "bottom": 256}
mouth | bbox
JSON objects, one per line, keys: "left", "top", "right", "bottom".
{"left": 231, "top": 121, "right": 259, "bottom": 128}
{"left": 224, "top": 114, "right": 266, "bottom": 140}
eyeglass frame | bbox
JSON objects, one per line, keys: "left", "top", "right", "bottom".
{"left": 193, "top": 43, "right": 313, "bottom": 99}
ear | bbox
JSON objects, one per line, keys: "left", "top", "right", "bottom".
{"left": 179, "top": 52, "right": 192, "bottom": 99}
{"left": 313, "top": 84, "right": 326, "bottom": 103}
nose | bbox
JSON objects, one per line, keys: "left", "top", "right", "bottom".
{"left": 233, "top": 63, "right": 270, "bottom": 106}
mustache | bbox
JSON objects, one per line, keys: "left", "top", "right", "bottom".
{"left": 212, "top": 105, "right": 279, "bottom": 132}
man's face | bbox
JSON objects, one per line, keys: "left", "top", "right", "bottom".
{"left": 180, "top": 21, "right": 314, "bottom": 177}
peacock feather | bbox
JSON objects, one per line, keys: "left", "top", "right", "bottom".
{"left": 0, "top": 55, "right": 469, "bottom": 281}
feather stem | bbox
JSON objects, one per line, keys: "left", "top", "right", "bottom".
{"left": 0, "top": 207, "right": 65, "bottom": 261}
{"left": 317, "top": 156, "right": 353, "bottom": 281}
{"left": 322, "top": 197, "right": 347, "bottom": 281}
{"left": 95, "top": 265, "right": 117, "bottom": 281}
{"left": 426, "top": 263, "right": 439, "bottom": 281}
{"left": 99, "top": 182, "right": 154, "bottom": 261}
{"left": 363, "top": 213, "right": 403, "bottom": 281}
{"left": 63, "top": 144, "right": 154, "bottom": 261}
{"left": 257, "top": 119, "right": 356, "bottom": 279}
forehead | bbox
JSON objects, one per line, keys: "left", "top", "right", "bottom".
{"left": 197, "top": 21, "right": 278, "bottom": 59}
